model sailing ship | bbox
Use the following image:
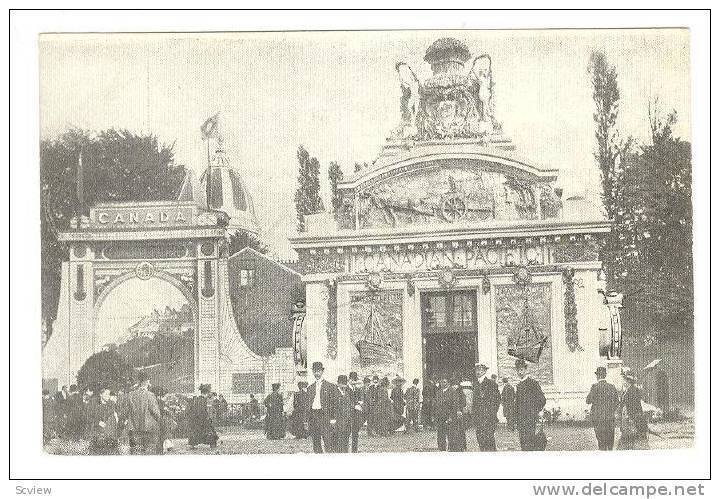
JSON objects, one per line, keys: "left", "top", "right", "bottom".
{"left": 355, "top": 305, "right": 397, "bottom": 365}
{"left": 507, "top": 298, "right": 548, "bottom": 363}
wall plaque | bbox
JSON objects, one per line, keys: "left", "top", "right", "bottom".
{"left": 495, "top": 283, "right": 553, "bottom": 385}
{"left": 349, "top": 290, "right": 404, "bottom": 378}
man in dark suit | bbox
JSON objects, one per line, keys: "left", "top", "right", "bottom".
{"left": 334, "top": 375, "right": 355, "bottom": 453}
{"left": 421, "top": 376, "right": 437, "bottom": 429}
{"left": 87, "top": 386, "right": 120, "bottom": 454}
{"left": 54, "top": 385, "right": 69, "bottom": 404}
{"left": 404, "top": 379, "right": 421, "bottom": 433}
{"left": 500, "top": 377, "right": 516, "bottom": 431}
{"left": 434, "top": 377, "right": 460, "bottom": 451}
{"left": 348, "top": 372, "right": 364, "bottom": 452}
{"left": 65, "top": 384, "right": 86, "bottom": 439}
{"left": 586, "top": 366, "right": 619, "bottom": 450}
{"left": 305, "top": 361, "right": 339, "bottom": 453}
{"left": 390, "top": 376, "right": 406, "bottom": 422}
{"left": 365, "top": 375, "right": 380, "bottom": 436}
{"left": 514, "top": 359, "right": 546, "bottom": 451}
{"left": 124, "top": 372, "right": 162, "bottom": 454}
{"left": 472, "top": 363, "right": 501, "bottom": 451}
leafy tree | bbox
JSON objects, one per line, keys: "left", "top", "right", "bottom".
{"left": 328, "top": 161, "right": 344, "bottom": 213}
{"left": 227, "top": 230, "right": 269, "bottom": 255}
{"left": 76, "top": 349, "right": 136, "bottom": 393}
{"left": 614, "top": 104, "right": 693, "bottom": 339}
{"left": 354, "top": 161, "right": 368, "bottom": 173}
{"left": 294, "top": 145, "right": 324, "bottom": 231}
{"left": 41, "top": 128, "right": 184, "bottom": 336}
{"left": 588, "top": 54, "right": 693, "bottom": 342}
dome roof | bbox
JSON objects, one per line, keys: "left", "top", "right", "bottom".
{"left": 424, "top": 37, "right": 471, "bottom": 65}
{"left": 198, "top": 148, "right": 259, "bottom": 234}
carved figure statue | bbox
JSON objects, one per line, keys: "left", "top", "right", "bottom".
{"left": 396, "top": 62, "right": 421, "bottom": 137}
{"left": 467, "top": 54, "right": 494, "bottom": 123}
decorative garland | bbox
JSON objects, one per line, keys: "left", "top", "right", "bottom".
{"left": 562, "top": 267, "right": 582, "bottom": 352}
{"left": 325, "top": 280, "right": 338, "bottom": 359}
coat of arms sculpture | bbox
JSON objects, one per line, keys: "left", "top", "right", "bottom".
{"left": 393, "top": 38, "right": 500, "bottom": 141}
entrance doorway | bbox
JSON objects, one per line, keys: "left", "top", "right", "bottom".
{"left": 421, "top": 290, "right": 478, "bottom": 382}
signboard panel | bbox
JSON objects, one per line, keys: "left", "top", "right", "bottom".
{"left": 349, "top": 245, "right": 548, "bottom": 274}
{"left": 90, "top": 205, "right": 195, "bottom": 228}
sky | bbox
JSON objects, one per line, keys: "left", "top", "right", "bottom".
{"left": 39, "top": 29, "right": 690, "bottom": 259}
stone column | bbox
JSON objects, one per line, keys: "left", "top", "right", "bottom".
{"left": 403, "top": 279, "right": 422, "bottom": 385}
{"left": 196, "top": 240, "right": 221, "bottom": 390}
{"left": 305, "top": 280, "right": 330, "bottom": 380}
{"left": 42, "top": 262, "right": 72, "bottom": 386}
{"left": 477, "top": 281, "right": 495, "bottom": 372}
{"left": 67, "top": 244, "right": 95, "bottom": 382}
{"left": 603, "top": 291, "right": 625, "bottom": 387}
{"left": 335, "top": 281, "right": 352, "bottom": 378}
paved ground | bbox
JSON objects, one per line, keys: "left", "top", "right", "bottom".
{"left": 45, "top": 421, "right": 693, "bottom": 455}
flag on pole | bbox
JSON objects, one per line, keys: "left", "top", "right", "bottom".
{"left": 200, "top": 112, "right": 220, "bottom": 140}
{"left": 76, "top": 148, "right": 85, "bottom": 215}
{"left": 201, "top": 113, "right": 220, "bottom": 209}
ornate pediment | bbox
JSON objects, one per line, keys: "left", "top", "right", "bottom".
{"left": 337, "top": 159, "right": 561, "bottom": 230}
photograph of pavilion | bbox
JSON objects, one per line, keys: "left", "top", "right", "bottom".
{"left": 39, "top": 30, "right": 694, "bottom": 455}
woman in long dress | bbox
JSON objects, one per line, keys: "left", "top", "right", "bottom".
{"left": 263, "top": 383, "right": 286, "bottom": 440}
{"left": 617, "top": 370, "right": 649, "bottom": 450}
{"left": 376, "top": 377, "right": 393, "bottom": 437}
{"left": 448, "top": 376, "right": 467, "bottom": 452}
{"left": 289, "top": 382, "right": 309, "bottom": 438}
{"left": 187, "top": 384, "right": 219, "bottom": 449}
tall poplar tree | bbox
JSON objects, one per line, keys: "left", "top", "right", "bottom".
{"left": 588, "top": 51, "right": 633, "bottom": 288}
{"left": 294, "top": 145, "right": 324, "bottom": 231}
{"left": 328, "top": 161, "right": 344, "bottom": 213}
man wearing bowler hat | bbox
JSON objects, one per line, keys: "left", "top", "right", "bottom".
{"left": 514, "top": 358, "right": 546, "bottom": 451}
{"left": 348, "top": 372, "right": 364, "bottom": 452}
{"left": 472, "top": 363, "right": 501, "bottom": 451}
{"left": 305, "top": 361, "right": 339, "bottom": 453}
{"left": 334, "top": 375, "right": 354, "bottom": 453}
{"left": 586, "top": 366, "right": 619, "bottom": 450}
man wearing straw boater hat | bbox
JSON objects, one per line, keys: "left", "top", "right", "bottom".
{"left": 586, "top": 365, "right": 619, "bottom": 450}
{"left": 305, "top": 361, "right": 339, "bottom": 453}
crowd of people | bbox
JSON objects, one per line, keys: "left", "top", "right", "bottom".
{"left": 42, "top": 372, "right": 224, "bottom": 454}
{"left": 43, "top": 360, "right": 649, "bottom": 454}
{"left": 586, "top": 366, "right": 649, "bottom": 451}
{"left": 277, "top": 359, "right": 548, "bottom": 453}
{"left": 278, "top": 359, "right": 649, "bottom": 454}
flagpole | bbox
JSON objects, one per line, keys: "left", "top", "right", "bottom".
{"left": 200, "top": 112, "right": 219, "bottom": 210}
{"left": 76, "top": 147, "right": 84, "bottom": 218}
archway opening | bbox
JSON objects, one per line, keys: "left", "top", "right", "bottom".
{"left": 95, "top": 276, "right": 195, "bottom": 393}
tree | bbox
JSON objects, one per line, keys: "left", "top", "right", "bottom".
{"left": 41, "top": 128, "right": 184, "bottom": 336}
{"left": 587, "top": 51, "right": 633, "bottom": 289}
{"left": 227, "top": 230, "right": 269, "bottom": 256}
{"left": 294, "top": 145, "right": 324, "bottom": 231}
{"left": 328, "top": 161, "right": 344, "bottom": 213}
{"left": 76, "top": 349, "right": 136, "bottom": 393}
{"left": 354, "top": 161, "right": 368, "bottom": 173}
{"left": 588, "top": 54, "right": 693, "bottom": 342}
{"left": 614, "top": 103, "right": 693, "bottom": 339}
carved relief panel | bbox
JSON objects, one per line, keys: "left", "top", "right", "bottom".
{"left": 347, "top": 161, "right": 561, "bottom": 229}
